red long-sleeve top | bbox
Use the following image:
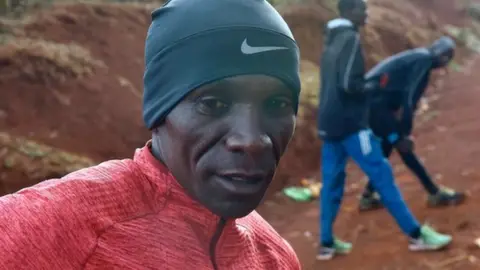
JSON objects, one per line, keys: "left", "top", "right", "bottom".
{"left": 0, "top": 144, "right": 300, "bottom": 269}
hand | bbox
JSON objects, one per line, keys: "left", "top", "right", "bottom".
{"left": 395, "top": 137, "right": 414, "bottom": 153}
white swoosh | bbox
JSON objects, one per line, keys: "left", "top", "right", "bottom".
{"left": 241, "top": 38, "right": 289, "bottom": 55}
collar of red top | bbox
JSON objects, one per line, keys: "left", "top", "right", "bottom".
{"left": 132, "top": 141, "right": 236, "bottom": 231}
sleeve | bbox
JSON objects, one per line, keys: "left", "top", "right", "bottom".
{"left": 337, "top": 31, "right": 366, "bottom": 94}
{"left": 0, "top": 182, "right": 96, "bottom": 269}
{"left": 400, "top": 63, "right": 430, "bottom": 135}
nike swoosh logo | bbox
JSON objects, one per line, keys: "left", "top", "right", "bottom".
{"left": 240, "top": 38, "right": 289, "bottom": 55}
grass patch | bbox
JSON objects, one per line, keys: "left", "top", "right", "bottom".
{"left": 444, "top": 24, "right": 480, "bottom": 53}
{"left": 0, "top": 35, "right": 105, "bottom": 82}
{"left": 0, "top": 132, "right": 94, "bottom": 180}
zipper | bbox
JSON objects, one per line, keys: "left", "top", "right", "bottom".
{"left": 209, "top": 217, "right": 226, "bottom": 270}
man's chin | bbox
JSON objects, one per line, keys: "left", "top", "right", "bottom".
{"left": 210, "top": 199, "right": 262, "bottom": 219}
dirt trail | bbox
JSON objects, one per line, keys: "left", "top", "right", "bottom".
{"left": 259, "top": 56, "right": 480, "bottom": 269}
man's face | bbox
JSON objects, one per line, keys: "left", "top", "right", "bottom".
{"left": 152, "top": 75, "right": 296, "bottom": 218}
{"left": 351, "top": 0, "right": 368, "bottom": 26}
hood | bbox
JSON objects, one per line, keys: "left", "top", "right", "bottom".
{"left": 323, "top": 18, "right": 356, "bottom": 47}
{"left": 326, "top": 18, "right": 354, "bottom": 29}
{"left": 429, "top": 36, "right": 455, "bottom": 68}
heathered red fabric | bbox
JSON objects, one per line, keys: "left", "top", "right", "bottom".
{"left": 0, "top": 144, "right": 300, "bottom": 270}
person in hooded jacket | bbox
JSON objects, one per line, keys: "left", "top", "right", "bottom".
{"left": 358, "top": 36, "right": 466, "bottom": 211}
{"left": 0, "top": 0, "right": 302, "bottom": 269}
{"left": 317, "top": 0, "right": 452, "bottom": 261}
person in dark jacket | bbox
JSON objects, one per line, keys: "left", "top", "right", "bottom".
{"left": 358, "top": 36, "right": 466, "bottom": 211}
{"left": 317, "top": 0, "right": 452, "bottom": 261}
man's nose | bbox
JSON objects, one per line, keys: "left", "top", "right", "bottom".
{"left": 225, "top": 109, "right": 273, "bottom": 155}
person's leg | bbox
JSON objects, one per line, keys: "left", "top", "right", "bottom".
{"left": 381, "top": 139, "right": 395, "bottom": 157}
{"left": 364, "top": 179, "right": 375, "bottom": 195}
{"left": 398, "top": 150, "right": 439, "bottom": 194}
{"left": 345, "top": 130, "right": 420, "bottom": 236}
{"left": 363, "top": 139, "right": 394, "bottom": 195}
{"left": 317, "top": 140, "right": 351, "bottom": 260}
{"left": 359, "top": 138, "right": 394, "bottom": 211}
{"left": 399, "top": 150, "right": 466, "bottom": 206}
{"left": 319, "top": 140, "right": 347, "bottom": 246}
{"left": 346, "top": 130, "right": 452, "bottom": 251}
{"left": 363, "top": 105, "right": 397, "bottom": 197}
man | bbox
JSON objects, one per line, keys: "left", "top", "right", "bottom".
{"left": 359, "top": 36, "right": 466, "bottom": 211}
{"left": 0, "top": 0, "right": 302, "bottom": 268}
{"left": 316, "top": 0, "right": 452, "bottom": 261}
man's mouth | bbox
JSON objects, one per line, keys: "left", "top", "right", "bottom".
{"left": 213, "top": 171, "right": 270, "bottom": 196}
{"left": 221, "top": 173, "right": 264, "bottom": 184}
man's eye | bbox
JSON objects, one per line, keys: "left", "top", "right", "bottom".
{"left": 264, "top": 97, "right": 294, "bottom": 115}
{"left": 197, "top": 97, "right": 230, "bottom": 115}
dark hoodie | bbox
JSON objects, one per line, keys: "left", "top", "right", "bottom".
{"left": 317, "top": 18, "right": 369, "bottom": 140}
{"left": 365, "top": 48, "right": 434, "bottom": 139}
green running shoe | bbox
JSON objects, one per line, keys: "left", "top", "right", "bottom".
{"left": 409, "top": 225, "right": 452, "bottom": 251}
{"left": 317, "top": 238, "right": 353, "bottom": 260}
